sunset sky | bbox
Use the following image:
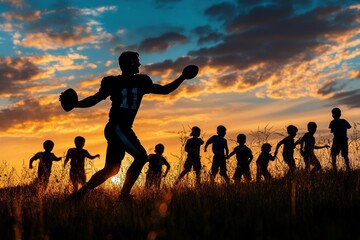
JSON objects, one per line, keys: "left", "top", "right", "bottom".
{"left": 1, "top": 0, "right": 359, "bottom": 180}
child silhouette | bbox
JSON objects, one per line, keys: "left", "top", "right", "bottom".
{"left": 256, "top": 143, "right": 275, "bottom": 182}
{"left": 329, "top": 108, "right": 352, "bottom": 172}
{"left": 300, "top": 122, "right": 329, "bottom": 173}
{"left": 227, "top": 134, "right": 253, "bottom": 183}
{"left": 145, "top": 144, "right": 170, "bottom": 189}
{"left": 64, "top": 136, "right": 100, "bottom": 192}
{"left": 204, "top": 125, "right": 230, "bottom": 184}
{"left": 29, "top": 140, "right": 62, "bottom": 192}
{"left": 174, "top": 126, "right": 204, "bottom": 186}
{"left": 274, "top": 125, "right": 301, "bottom": 177}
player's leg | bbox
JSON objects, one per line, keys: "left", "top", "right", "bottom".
{"left": 116, "top": 127, "right": 148, "bottom": 198}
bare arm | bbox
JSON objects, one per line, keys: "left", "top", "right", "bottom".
{"left": 76, "top": 91, "right": 106, "bottom": 108}
{"left": 29, "top": 153, "right": 39, "bottom": 169}
{"left": 227, "top": 150, "right": 235, "bottom": 159}
{"left": 149, "top": 75, "right": 186, "bottom": 95}
{"left": 274, "top": 139, "right": 284, "bottom": 157}
{"left": 163, "top": 160, "right": 171, "bottom": 177}
{"left": 86, "top": 152, "right": 100, "bottom": 160}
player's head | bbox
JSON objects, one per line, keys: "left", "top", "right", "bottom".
{"left": 155, "top": 144, "right": 164, "bottom": 154}
{"left": 237, "top": 134, "right": 246, "bottom": 144}
{"left": 287, "top": 125, "right": 298, "bottom": 137}
{"left": 190, "top": 126, "right": 201, "bottom": 137}
{"left": 74, "top": 136, "right": 85, "bottom": 148}
{"left": 331, "top": 107, "right": 341, "bottom": 119}
{"left": 261, "top": 143, "right": 272, "bottom": 153}
{"left": 43, "top": 140, "right": 54, "bottom": 152}
{"left": 307, "top": 122, "right": 317, "bottom": 133}
{"left": 217, "top": 125, "right": 226, "bottom": 137}
{"left": 118, "top": 51, "right": 140, "bottom": 74}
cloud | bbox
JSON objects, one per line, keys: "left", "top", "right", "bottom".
{"left": 0, "top": 57, "right": 43, "bottom": 94}
{"left": 192, "top": 25, "right": 224, "bottom": 45}
{"left": 0, "top": 98, "right": 59, "bottom": 131}
{"left": 204, "top": 2, "right": 237, "bottom": 22}
{"left": 330, "top": 90, "right": 360, "bottom": 108}
{"left": 2, "top": 6, "right": 113, "bottom": 50}
{"left": 2, "top": 10, "right": 41, "bottom": 21}
{"left": 183, "top": 2, "right": 360, "bottom": 100}
{"left": 138, "top": 32, "right": 189, "bottom": 53}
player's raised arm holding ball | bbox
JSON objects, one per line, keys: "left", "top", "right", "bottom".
{"left": 60, "top": 51, "right": 199, "bottom": 201}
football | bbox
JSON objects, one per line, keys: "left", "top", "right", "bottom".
{"left": 182, "top": 65, "right": 199, "bottom": 79}
{"left": 60, "top": 88, "right": 78, "bottom": 112}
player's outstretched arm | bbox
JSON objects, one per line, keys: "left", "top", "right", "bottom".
{"left": 149, "top": 75, "right": 186, "bottom": 95}
{"left": 76, "top": 92, "right": 105, "bottom": 108}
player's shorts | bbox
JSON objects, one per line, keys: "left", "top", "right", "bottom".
{"left": 211, "top": 155, "right": 227, "bottom": 176}
{"left": 104, "top": 122, "right": 147, "bottom": 166}
{"left": 183, "top": 155, "right": 201, "bottom": 172}
{"left": 331, "top": 137, "right": 348, "bottom": 157}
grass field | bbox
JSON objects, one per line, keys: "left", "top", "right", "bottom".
{"left": 1, "top": 169, "right": 360, "bottom": 240}
{"left": 1, "top": 125, "right": 360, "bottom": 239}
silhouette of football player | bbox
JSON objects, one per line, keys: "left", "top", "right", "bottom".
{"left": 63, "top": 51, "right": 193, "bottom": 201}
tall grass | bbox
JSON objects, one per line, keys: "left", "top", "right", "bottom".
{"left": 1, "top": 125, "right": 360, "bottom": 239}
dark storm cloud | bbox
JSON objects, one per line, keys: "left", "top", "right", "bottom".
{"left": 138, "top": 32, "right": 189, "bottom": 53}
{"left": 0, "top": 57, "right": 43, "bottom": 95}
{"left": 330, "top": 90, "right": 360, "bottom": 109}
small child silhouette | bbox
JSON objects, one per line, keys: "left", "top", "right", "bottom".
{"left": 29, "top": 140, "right": 62, "bottom": 192}
{"left": 64, "top": 136, "right": 100, "bottom": 192}
{"left": 204, "top": 125, "right": 230, "bottom": 184}
{"left": 300, "top": 122, "right": 329, "bottom": 173}
{"left": 274, "top": 125, "right": 301, "bottom": 177}
{"left": 256, "top": 143, "right": 275, "bottom": 182}
{"left": 227, "top": 134, "right": 253, "bottom": 183}
{"left": 145, "top": 144, "right": 170, "bottom": 189}
{"left": 174, "top": 126, "right": 204, "bottom": 186}
{"left": 329, "top": 108, "right": 352, "bottom": 172}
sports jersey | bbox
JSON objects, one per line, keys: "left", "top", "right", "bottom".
{"left": 99, "top": 74, "right": 153, "bottom": 127}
